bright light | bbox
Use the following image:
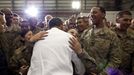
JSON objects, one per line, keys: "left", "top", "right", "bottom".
{"left": 72, "top": 1, "right": 80, "bottom": 9}
{"left": 25, "top": 6, "right": 38, "bottom": 17}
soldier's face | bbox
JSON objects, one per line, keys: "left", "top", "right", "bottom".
{"left": 117, "top": 14, "right": 132, "bottom": 30}
{"left": 77, "top": 18, "right": 88, "bottom": 32}
{"left": 0, "top": 14, "right": 6, "bottom": 32}
{"left": 131, "top": 19, "right": 134, "bottom": 26}
{"left": 0, "top": 14, "right": 6, "bottom": 25}
{"left": 12, "top": 16, "right": 19, "bottom": 24}
{"left": 5, "top": 13, "right": 12, "bottom": 26}
{"left": 90, "top": 7, "right": 105, "bottom": 25}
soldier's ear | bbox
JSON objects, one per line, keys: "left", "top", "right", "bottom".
{"left": 116, "top": 16, "right": 121, "bottom": 23}
{"left": 102, "top": 13, "right": 106, "bottom": 19}
{"left": 116, "top": 18, "right": 119, "bottom": 23}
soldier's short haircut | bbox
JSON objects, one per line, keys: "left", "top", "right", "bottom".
{"left": 20, "top": 28, "right": 30, "bottom": 38}
{"left": 116, "top": 11, "right": 132, "bottom": 18}
{"left": 13, "top": 13, "right": 19, "bottom": 17}
{"left": 48, "top": 17, "right": 63, "bottom": 29}
{"left": 99, "top": 6, "right": 106, "bottom": 14}
{"left": 0, "top": 11, "right": 4, "bottom": 15}
{"left": 1, "top": 8, "right": 13, "bottom": 15}
{"left": 77, "top": 16, "right": 89, "bottom": 23}
{"left": 95, "top": 6, "right": 106, "bottom": 14}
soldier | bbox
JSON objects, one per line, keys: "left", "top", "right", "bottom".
{"left": 114, "top": 11, "right": 134, "bottom": 75}
{"left": 0, "top": 11, "right": 9, "bottom": 75}
{"left": 9, "top": 29, "right": 33, "bottom": 75}
{"left": 1, "top": 8, "right": 13, "bottom": 27}
{"left": 128, "top": 19, "right": 134, "bottom": 74}
{"left": 7, "top": 13, "right": 21, "bottom": 32}
{"left": 9, "top": 29, "right": 48, "bottom": 75}
{"left": 28, "top": 17, "right": 40, "bottom": 34}
{"left": 69, "top": 37, "right": 98, "bottom": 75}
{"left": 76, "top": 6, "right": 122, "bottom": 75}
{"left": 76, "top": 16, "right": 91, "bottom": 35}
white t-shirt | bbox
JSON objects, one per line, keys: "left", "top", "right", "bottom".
{"left": 28, "top": 27, "right": 85, "bottom": 75}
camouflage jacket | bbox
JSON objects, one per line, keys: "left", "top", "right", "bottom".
{"left": 0, "top": 33, "right": 9, "bottom": 74}
{"left": 9, "top": 40, "right": 33, "bottom": 75}
{"left": 78, "top": 50, "right": 98, "bottom": 75}
{"left": 4, "top": 32, "right": 20, "bottom": 58}
{"left": 114, "top": 28, "right": 134, "bottom": 74}
{"left": 80, "top": 26, "right": 122, "bottom": 75}
{"left": 0, "top": 33, "right": 10, "bottom": 62}
{"left": 127, "top": 26, "right": 134, "bottom": 38}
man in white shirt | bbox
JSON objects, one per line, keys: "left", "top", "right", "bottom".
{"left": 28, "top": 18, "right": 85, "bottom": 75}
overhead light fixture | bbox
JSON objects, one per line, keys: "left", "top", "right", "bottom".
{"left": 72, "top": 1, "right": 81, "bottom": 9}
{"left": 25, "top": 5, "right": 38, "bottom": 17}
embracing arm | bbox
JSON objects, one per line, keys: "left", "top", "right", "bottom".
{"left": 69, "top": 37, "right": 98, "bottom": 75}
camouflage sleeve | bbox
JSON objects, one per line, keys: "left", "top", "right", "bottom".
{"left": 9, "top": 55, "right": 20, "bottom": 74}
{"left": 9, "top": 46, "right": 28, "bottom": 74}
{"left": 127, "top": 26, "right": 134, "bottom": 38}
{"left": 78, "top": 50, "right": 98, "bottom": 74}
{"left": 132, "top": 53, "right": 134, "bottom": 73}
{"left": 101, "top": 34, "right": 122, "bottom": 75}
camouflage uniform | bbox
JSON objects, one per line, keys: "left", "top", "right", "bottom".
{"left": 132, "top": 53, "right": 134, "bottom": 74}
{"left": 114, "top": 28, "right": 134, "bottom": 75}
{"left": 80, "top": 26, "right": 122, "bottom": 75}
{"left": 0, "top": 33, "right": 9, "bottom": 75}
{"left": 4, "top": 31, "right": 21, "bottom": 59}
{"left": 128, "top": 26, "right": 134, "bottom": 74}
{"left": 0, "top": 33, "right": 9, "bottom": 60}
{"left": 9, "top": 37, "right": 33, "bottom": 75}
{"left": 127, "top": 25, "right": 134, "bottom": 38}
{"left": 78, "top": 50, "right": 98, "bottom": 75}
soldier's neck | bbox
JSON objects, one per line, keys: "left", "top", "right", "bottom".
{"left": 116, "top": 28, "right": 127, "bottom": 34}
{"left": 94, "top": 22, "right": 104, "bottom": 29}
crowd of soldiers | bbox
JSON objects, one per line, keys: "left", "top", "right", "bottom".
{"left": 0, "top": 6, "right": 134, "bottom": 75}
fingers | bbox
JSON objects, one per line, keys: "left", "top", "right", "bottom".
{"left": 40, "top": 31, "right": 48, "bottom": 35}
{"left": 43, "top": 34, "right": 48, "bottom": 37}
{"left": 69, "top": 37, "right": 83, "bottom": 54}
{"left": 20, "top": 65, "right": 29, "bottom": 69}
{"left": 39, "top": 37, "right": 44, "bottom": 40}
{"left": 69, "top": 37, "right": 76, "bottom": 46}
{"left": 69, "top": 38, "right": 74, "bottom": 44}
{"left": 39, "top": 32, "right": 48, "bottom": 40}
{"left": 69, "top": 37, "right": 76, "bottom": 50}
{"left": 69, "top": 37, "right": 79, "bottom": 49}
{"left": 39, "top": 31, "right": 48, "bottom": 37}
{"left": 69, "top": 45, "right": 74, "bottom": 50}
{"left": 70, "top": 37, "right": 77, "bottom": 42}
{"left": 69, "top": 40, "right": 74, "bottom": 47}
